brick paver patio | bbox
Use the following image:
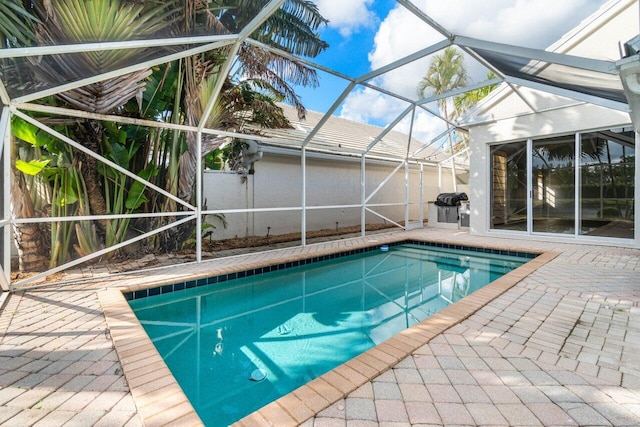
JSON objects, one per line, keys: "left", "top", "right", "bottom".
{"left": 1, "top": 229, "right": 639, "bottom": 426}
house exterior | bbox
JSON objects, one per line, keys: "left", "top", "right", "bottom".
{"left": 466, "top": 0, "right": 638, "bottom": 247}
{"left": 203, "top": 105, "right": 468, "bottom": 240}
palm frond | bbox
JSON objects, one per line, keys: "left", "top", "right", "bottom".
{"left": 0, "top": 0, "right": 38, "bottom": 48}
{"left": 31, "top": 0, "right": 182, "bottom": 114}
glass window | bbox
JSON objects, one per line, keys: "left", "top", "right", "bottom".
{"left": 490, "top": 141, "right": 527, "bottom": 231}
{"left": 532, "top": 135, "right": 575, "bottom": 234}
{"left": 580, "top": 129, "right": 635, "bottom": 239}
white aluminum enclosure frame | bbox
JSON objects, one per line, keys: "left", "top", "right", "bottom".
{"left": 1, "top": 0, "right": 636, "bottom": 290}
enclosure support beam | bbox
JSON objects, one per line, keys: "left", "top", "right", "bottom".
{"left": 301, "top": 147, "right": 307, "bottom": 246}
{"left": 12, "top": 215, "right": 196, "bottom": 289}
{"left": 526, "top": 138, "right": 533, "bottom": 234}
{"left": 419, "top": 163, "right": 424, "bottom": 227}
{"left": 12, "top": 109, "right": 194, "bottom": 210}
{"left": 636, "top": 131, "right": 640, "bottom": 246}
{"left": 14, "top": 40, "right": 236, "bottom": 105}
{"left": 574, "top": 133, "right": 581, "bottom": 238}
{"left": 367, "top": 161, "right": 406, "bottom": 204}
{"left": 1, "top": 107, "right": 10, "bottom": 291}
{"left": 404, "top": 161, "right": 410, "bottom": 229}
{"left": 196, "top": 132, "right": 203, "bottom": 263}
{"left": 361, "top": 155, "right": 366, "bottom": 237}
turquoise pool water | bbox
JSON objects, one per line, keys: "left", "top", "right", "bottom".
{"left": 129, "top": 243, "right": 530, "bottom": 426}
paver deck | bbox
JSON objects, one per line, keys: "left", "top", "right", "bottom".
{"left": 1, "top": 229, "right": 639, "bottom": 426}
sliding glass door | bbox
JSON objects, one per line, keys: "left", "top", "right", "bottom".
{"left": 490, "top": 142, "right": 527, "bottom": 231}
{"left": 531, "top": 135, "right": 575, "bottom": 235}
{"left": 580, "top": 129, "right": 635, "bottom": 239}
{"left": 489, "top": 127, "right": 635, "bottom": 240}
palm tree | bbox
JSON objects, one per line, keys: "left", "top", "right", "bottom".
{"left": 451, "top": 71, "right": 499, "bottom": 152}
{"left": 8, "top": 0, "right": 329, "bottom": 266}
{"left": 417, "top": 46, "right": 467, "bottom": 188}
{"left": 453, "top": 71, "right": 499, "bottom": 118}
{"left": 0, "top": 0, "right": 37, "bottom": 48}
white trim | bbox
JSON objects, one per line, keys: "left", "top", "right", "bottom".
{"left": 365, "top": 207, "right": 404, "bottom": 230}
{"left": 574, "top": 133, "right": 581, "bottom": 237}
{"left": 396, "top": 0, "right": 453, "bottom": 39}
{"left": 301, "top": 82, "right": 356, "bottom": 148}
{"left": 0, "top": 35, "right": 239, "bottom": 59}
{"left": 356, "top": 40, "right": 451, "bottom": 83}
{"left": 416, "top": 78, "right": 502, "bottom": 106}
{"left": 366, "top": 160, "right": 406, "bottom": 203}
{"left": 0, "top": 80, "right": 10, "bottom": 106}
{"left": 301, "top": 147, "right": 307, "bottom": 246}
{"left": 364, "top": 106, "right": 413, "bottom": 154}
{"left": 0, "top": 107, "right": 10, "bottom": 291}
{"left": 13, "top": 211, "right": 193, "bottom": 224}
{"left": 456, "top": 35, "right": 619, "bottom": 74}
{"left": 361, "top": 155, "right": 366, "bottom": 237}
{"left": 503, "top": 76, "right": 628, "bottom": 112}
{"left": 636, "top": 130, "right": 639, "bottom": 245}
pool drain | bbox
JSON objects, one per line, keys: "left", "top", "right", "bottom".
{"left": 250, "top": 368, "right": 267, "bottom": 382}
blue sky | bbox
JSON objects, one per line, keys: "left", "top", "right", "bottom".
{"left": 293, "top": 0, "right": 612, "bottom": 141}
{"left": 295, "top": 1, "right": 396, "bottom": 114}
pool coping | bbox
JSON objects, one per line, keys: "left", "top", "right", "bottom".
{"left": 98, "top": 234, "right": 558, "bottom": 426}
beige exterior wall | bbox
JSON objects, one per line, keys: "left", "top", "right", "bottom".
{"left": 203, "top": 151, "right": 463, "bottom": 239}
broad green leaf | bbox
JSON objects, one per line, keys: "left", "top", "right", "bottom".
{"left": 15, "top": 159, "right": 50, "bottom": 176}
{"left": 11, "top": 117, "right": 38, "bottom": 145}
{"left": 54, "top": 179, "right": 78, "bottom": 207}
{"left": 125, "top": 164, "right": 158, "bottom": 210}
{"left": 106, "top": 142, "right": 130, "bottom": 168}
{"left": 11, "top": 117, "right": 56, "bottom": 148}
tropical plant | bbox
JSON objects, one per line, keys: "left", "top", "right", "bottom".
{"left": 451, "top": 70, "right": 499, "bottom": 151}
{"left": 7, "top": 0, "right": 329, "bottom": 270}
{"left": 417, "top": 46, "right": 467, "bottom": 184}
{"left": 453, "top": 71, "right": 499, "bottom": 119}
{"left": 0, "top": 0, "right": 37, "bottom": 48}
{"left": 418, "top": 47, "right": 468, "bottom": 117}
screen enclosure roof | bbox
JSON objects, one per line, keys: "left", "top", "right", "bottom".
{"left": 0, "top": 0, "right": 638, "bottom": 164}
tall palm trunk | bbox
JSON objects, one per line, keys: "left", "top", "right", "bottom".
{"left": 442, "top": 103, "right": 457, "bottom": 192}
{"left": 74, "top": 121, "right": 108, "bottom": 232}
{"left": 10, "top": 166, "right": 49, "bottom": 272}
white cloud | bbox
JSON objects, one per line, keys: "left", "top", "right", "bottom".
{"left": 419, "top": 0, "right": 604, "bottom": 48}
{"left": 339, "top": 86, "right": 448, "bottom": 145}
{"left": 339, "top": 0, "right": 609, "bottom": 143}
{"left": 339, "top": 87, "right": 406, "bottom": 124}
{"left": 314, "top": 0, "right": 377, "bottom": 37}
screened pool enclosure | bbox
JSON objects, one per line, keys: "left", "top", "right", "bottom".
{"left": 1, "top": 0, "right": 638, "bottom": 290}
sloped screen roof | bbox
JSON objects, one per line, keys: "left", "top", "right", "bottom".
{"left": 472, "top": 47, "right": 626, "bottom": 103}
{"left": 0, "top": 0, "right": 635, "bottom": 161}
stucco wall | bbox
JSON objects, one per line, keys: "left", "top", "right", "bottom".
{"left": 203, "top": 151, "right": 462, "bottom": 239}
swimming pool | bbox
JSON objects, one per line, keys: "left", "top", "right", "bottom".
{"left": 128, "top": 242, "right": 533, "bottom": 426}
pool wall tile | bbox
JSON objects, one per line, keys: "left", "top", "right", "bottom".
{"left": 123, "top": 239, "right": 541, "bottom": 301}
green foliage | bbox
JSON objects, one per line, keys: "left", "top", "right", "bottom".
{"left": 15, "top": 159, "right": 50, "bottom": 176}
{"left": 126, "top": 164, "right": 158, "bottom": 210}
{"left": 0, "top": 0, "right": 38, "bottom": 48}
{"left": 205, "top": 149, "right": 225, "bottom": 170}
{"left": 9, "top": 0, "right": 331, "bottom": 269}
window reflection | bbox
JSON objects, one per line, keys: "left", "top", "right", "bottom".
{"left": 489, "top": 127, "right": 635, "bottom": 240}
{"left": 532, "top": 135, "right": 575, "bottom": 234}
{"left": 490, "top": 141, "right": 527, "bottom": 231}
{"left": 580, "top": 130, "right": 635, "bottom": 238}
